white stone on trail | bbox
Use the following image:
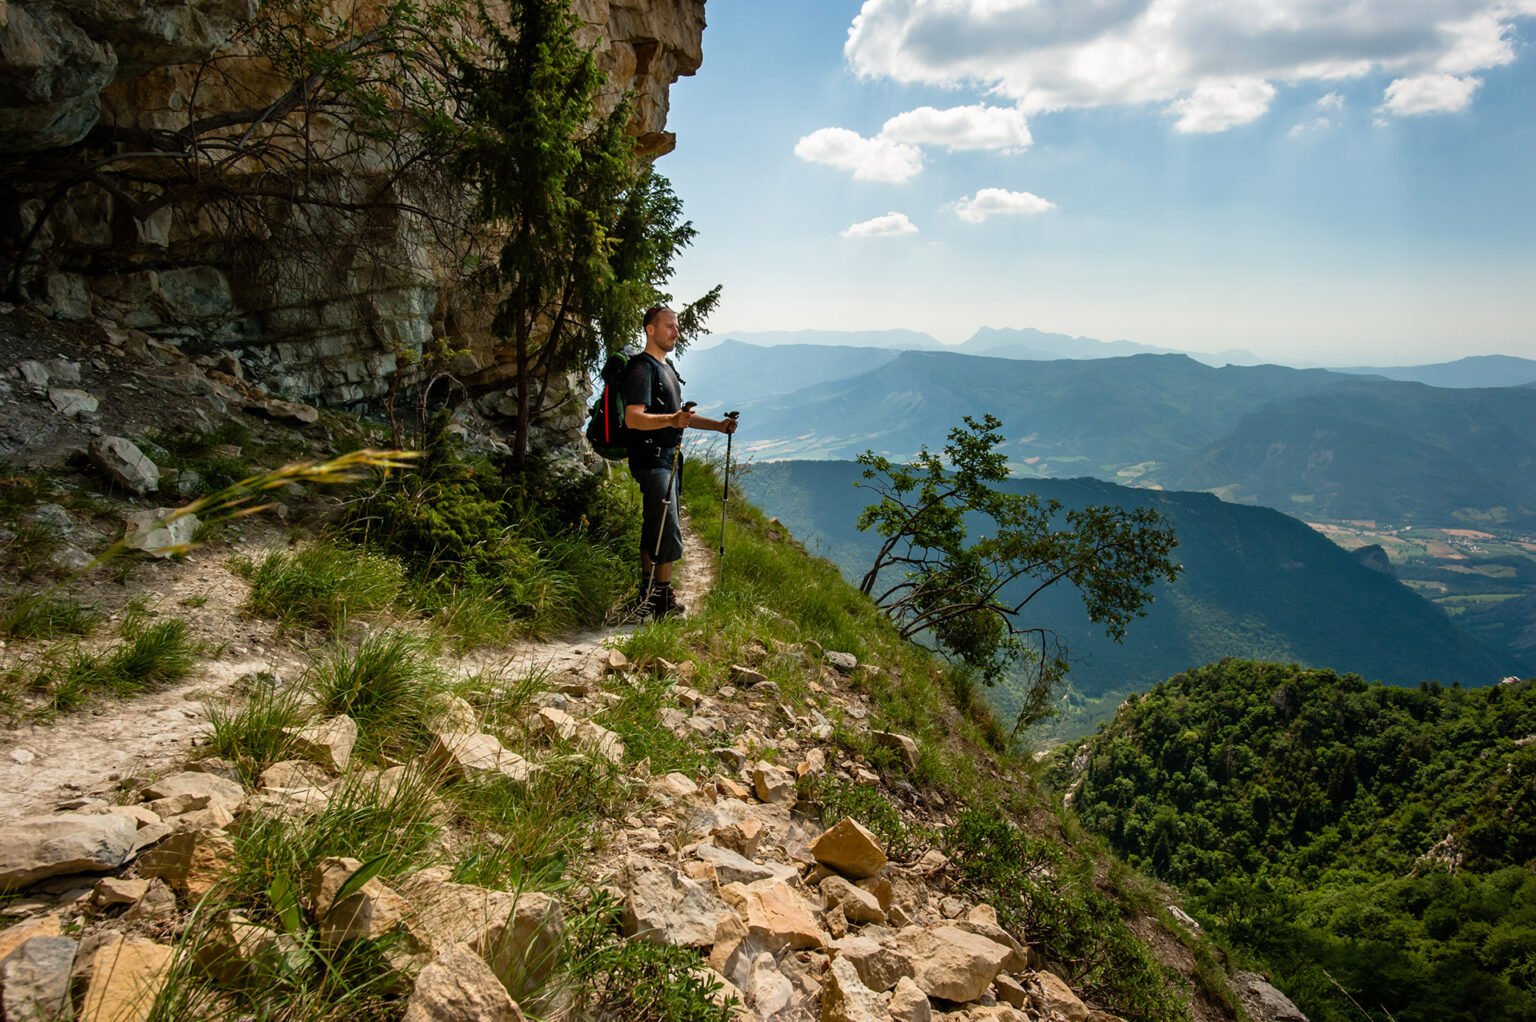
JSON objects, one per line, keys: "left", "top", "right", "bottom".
{"left": 284, "top": 715, "right": 356, "bottom": 773}
{"left": 49, "top": 388, "right": 97, "bottom": 417}
{"left": 123, "top": 508, "right": 198, "bottom": 557}
{"left": 89, "top": 436, "right": 159, "bottom": 494}
{"left": 425, "top": 732, "right": 532, "bottom": 783}
{"left": 141, "top": 770, "right": 244, "bottom": 810}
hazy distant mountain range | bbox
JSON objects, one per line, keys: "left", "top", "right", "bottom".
{"left": 684, "top": 346, "right": 1536, "bottom": 527}
{"left": 690, "top": 327, "right": 1536, "bottom": 387}
{"left": 740, "top": 462, "right": 1528, "bottom": 705}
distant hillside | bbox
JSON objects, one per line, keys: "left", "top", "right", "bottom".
{"left": 676, "top": 340, "right": 902, "bottom": 414}
{"left": 1331, "top": 353, "right": 1536, "bottom": 388}
{"left": 701, "top": 328, "right": 942, "bottom": 350}
{"left": 956, "top": 326, "right": 1260, "bottom": 366}
{"left": 739, "top": 461, "right": 1523, "bottom": 710}
{"left": 1165, "top": 382, "right": 1536, "bottom": 525}
{"left": 735, "top": 350, "right": 1345, "bottom": 468}
{"left": 1065, "top": 661, "right": 1536, "bottom": 1022}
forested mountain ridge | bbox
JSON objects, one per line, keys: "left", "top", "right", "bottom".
{"left": 740, "top": 462, "right": 1526, "bottom": 717}
{"left": 1062, "top": 660, "right": 1536, "bottom": 1022}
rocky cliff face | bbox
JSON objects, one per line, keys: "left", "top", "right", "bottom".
{"left": 0, "top": 0, "right": 705, "bottom": 447}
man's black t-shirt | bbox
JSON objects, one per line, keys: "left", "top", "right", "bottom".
{"left": 621, "top": 352, "right": 684, "bottom": 462}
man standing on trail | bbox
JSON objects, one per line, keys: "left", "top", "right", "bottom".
{"left": 624, "top": 305, "right": 738, "bottom": 619}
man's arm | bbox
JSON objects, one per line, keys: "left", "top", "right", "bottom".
{"left": 687, "top": 414, "right": 738, "bottom": 435}
{"left": 625, "top": 404, "right": 693, "bottom": 430}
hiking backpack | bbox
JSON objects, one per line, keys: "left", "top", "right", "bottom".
{"left": 586, "top": 353, "right": 632, "bottom": 460}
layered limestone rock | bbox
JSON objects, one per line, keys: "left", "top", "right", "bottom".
{"left": 0, "top": 0, "right": 707, "bottom": 443}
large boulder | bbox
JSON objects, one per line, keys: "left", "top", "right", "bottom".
{"left": 402, "top": 942, "right": 528, "bottom": 1022}
{"left": 620, "top": 858, "right": 732, "bottom": 949}
{"left": 810, "top": 818, "right": 887, "bottom": 880}
{"left": 0, "top": 935, "right": 77, "bottom": 1022}
{"left": 89, "top": 436, "right": 159, "bottom": 494}
{"left": 0, "top": 813, "right": 138, "bottom": 892}
{"left": 719, "top": 879, "right": 824, "bottom": 952}
{"left": 404, "top": 876, "right": 564, "bottom": 992}
{"left": 0, "top": 3, "right": 116, "bottom": 150}
{"left": 76, "top": 933, "right": 174, "bottom": 1022}
{"left": 1234, "top": 971, "right": 1309, "bottom": 1022}
{"left": 899, "top": 926, "right": 1011, "bottom": 1004}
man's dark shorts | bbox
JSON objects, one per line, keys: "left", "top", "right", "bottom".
{"left": 632, "top": 454, "right": 683, "bottom": 564}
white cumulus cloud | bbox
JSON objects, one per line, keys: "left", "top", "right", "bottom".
{"left": 1317, "top": 91, "right": 1345, "bottom": 111}
{"left": 1381, "top": 73, "right": 1483, "bottom": 114}
{"left": 843, "top": 0, "right": 1533, "bottom": 131}
{"left": 880, "top": 104, "right": 1033, "bottom": 151}
{"left": 794, "top": 127, "right": 924, "bottom": 182}
{"left": 1168, "top": 78, "right": 1277, "bottom": 133}
{"left": 951, "top": 188, "right": 1056, "bottom": 224}
{"left": 841, "top": 212, "right": 920, "bottom": 238}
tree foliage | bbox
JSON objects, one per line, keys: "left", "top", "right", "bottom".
{"left": 450, "top": 0, "right": 717, "bottom": 465}
{"left": 1067, "top": 661, "right": 1536, "bottom": 1022}
{"left": 854, "top": 415, "right": 1181, "bottom": 727}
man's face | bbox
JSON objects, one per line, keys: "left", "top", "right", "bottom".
{"left": 646, "top": 310, "right": 680, "bottom": 352}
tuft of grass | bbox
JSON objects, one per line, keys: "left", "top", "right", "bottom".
{"left": 33, "top": 618, "right": 200, "bottom": 714}
{"left": 1, "top": 520, "right": 63, "bottom": 580}
{"left": 594, "top": 673, "right": 712, "bottom": 776}
{"left": 224, "top": 766, "right": 443, "bottom": 909}
{"left": 423, "top": 579, "right": 512, "bottom": 652}
{"left": 237, "top": 544, "right": 405, "bottom": 632}
{"left": 307, "top": 630, "right": 445, "bottom": 761}
{"left": 0, "top": 594, "right": 100, "bottom": 640}
{"left": 207, "top": 678, "right": 309, "bottom": 787}
{"left": 449, "top": 756, "right": 626, "bottom": 891}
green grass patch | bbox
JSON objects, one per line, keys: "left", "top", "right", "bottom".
{"left": 235, "top": 543, "right": 405, "bottom": 632}
{"left": 306, "top": 630, "right": 446, "bottom": 763}
{"left": 564, "top": 893, "right": 739, "bottom": 1021}
{"left": 944, "top": 809, "right": 1191, "bottom": 1022}
{"left": 448, "top": 756, "right": 626, "bottom": 891}
{"left": 594, "top": 673, "right": 714, "bottom": 776}
{"left": 206, "top": 677, "right": 308, "bottom": 787}
{"left": 28, "top": 617, "right": 199, "bottom": 715}
{"left": 0, "top": 594, "right": 100, "bottom": 640}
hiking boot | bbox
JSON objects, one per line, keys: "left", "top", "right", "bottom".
{"left": 647, "top": 582, "right": 685, "bottom": 619}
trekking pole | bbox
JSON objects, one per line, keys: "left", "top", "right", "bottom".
{"left": 719, "top": 411, "right": 740, "bottom": 575}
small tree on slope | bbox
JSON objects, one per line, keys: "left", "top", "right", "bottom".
{"left": 855, "top": 414, "right": 1182, "bottom": 729}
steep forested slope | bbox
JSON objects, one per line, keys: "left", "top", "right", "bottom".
{"left": 741, "top": 462, "right": 1522, "bottom": 711}
{"left": 1065, "top": 661, "right": 1536, "bottom": 1022}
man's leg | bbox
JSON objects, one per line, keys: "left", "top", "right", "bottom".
{"left": 635, "top": 464, "right": 685, "bottom": 617}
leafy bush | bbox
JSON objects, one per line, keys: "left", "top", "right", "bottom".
{"left": 944, "top": 810, "right": 1190, "bottom": 1022}
{"left": 805, "top": 777, "right": 915, "bottom": 860}
{"left": 347, "top": 416, "right": 638, "bottom": 638}
{"left": 564, "top": 894, "right": 739, "bottom": 1022}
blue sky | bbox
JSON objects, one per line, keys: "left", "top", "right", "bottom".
{"left": 656, "top": 0, "right": 1536, "bottom": 366}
